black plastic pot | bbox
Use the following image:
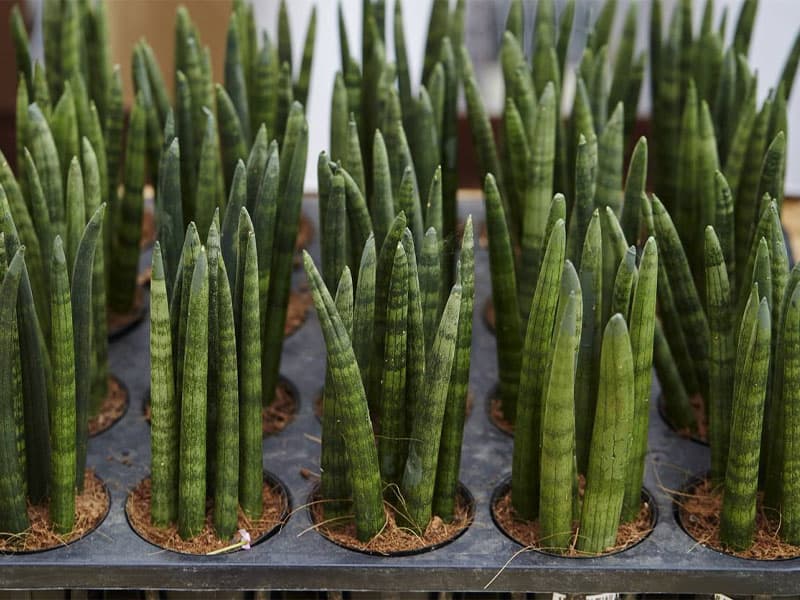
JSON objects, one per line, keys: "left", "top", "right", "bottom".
{"left": 0, "top": 473, "right": 111, "bottom": 556}
{"left": 490, "top": 476, "right": 657, "bottom": 558}
{"left": 88, "top": 373, "right": 130, "bottom": 438}
{"left": 125, "top": 470, "right": 292, "bottom": 556}
{"left": 673, "top": 473, "right": 800, "bottom": 562}
{"left": 306, "top": 481, "right": 475, "bottom": 557}
{"left": 107, "top": 284, "right": 149, "bottom": 341}
{"left": 4, "top": 199, "right": 800, "bottom": 594}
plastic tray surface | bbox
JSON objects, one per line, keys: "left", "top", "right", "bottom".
{"left": 2, "top": 199, "right": 797, "bottom": 594}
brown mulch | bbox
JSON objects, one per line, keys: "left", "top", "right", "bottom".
{"left": 0, "top": 470, "right": 109, "bottom": 554}
{"left": 484, "top": 300, "right": 496, "bottom": 334}
{"left": 489, "top": 395, "right": 515, "bottom": 435}
{"left": 477, "top": 219, "right": 489, "bottom": 249}
{"left": 782, "top": 200, "right": 800, "bottom": 261}
{"left": 313, "top": 392, "right": 325, "bottom": 420}
{"left": 677, "top": 478, "right": 800, "bottom": 560}
{"left": 493, "top": 485, "right": 653, "bottom": 557}
{"left": 262, "top": 380, "right": 298, "bottom": 435}
{"left": 88, "top": 376, "right": 128, "bottom": 436}
{"left": 662, "top": 393, "right": 708, "bottom": 443}
{"left": 309, "top": 487, "right": 473, "bottom": 555}
{"left": 295, "top": 212, "right": 315, "bottom": 253}
{"left": 107, "top": 286, "right": 146, "bottom": 336}
{"left": 140, "top": 197, "right": 156, "bottom": 250}
{"left": 285, "top": 286, "right": 312, "bottom": 337}
{"left": 126, "top": 477, "right": 288, "bottom": 555}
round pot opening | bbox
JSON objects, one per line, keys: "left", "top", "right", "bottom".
{"left": 263, "top": 375, "right": 300, "bottom": 436}
{"left": 657, "top": 393, "right": 708, "bottom": 446}
{"left": 486, "top": 386, "right": 514, "bottom": 437}
{"left": 306, "top": 481, "right": 475, "bottom": 556}
{"left": 294, "top": 211, "right": 315, "bottom": 255}
{"left": 107, "top": 285, "right": 148, "bottom": 340}
{"left": 491, "top": 476, "right": 656, "bottom": 558}
{"left": 0, "top": 469, "right": 110, "bottom": 555}
{"left": 483, "top": 298, "right": 496, "bottom": 335}
{"left": 88, "top": 374, "right": 130, "bottom": 437}
{"left": 126, "top": 471, "right": 291, "bottom": 556}
{"left": 674, "top": 473, "right": 800, "bottom": 561}
{"left": 284, "top": 286, "right": 312, "bottom": 339}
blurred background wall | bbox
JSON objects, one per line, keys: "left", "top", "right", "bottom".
{"left": 2, "top": 0, "right": 799, "bottom": 194}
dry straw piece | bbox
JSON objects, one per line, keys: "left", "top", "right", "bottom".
{"left": 126, "top": 478, "right": 288, "bottom": 555}
{"left": 677, "top": 478, "right": 800, "bottom": 560}
{"left": 0, "top": 471, "right": 109, "bottom": 554}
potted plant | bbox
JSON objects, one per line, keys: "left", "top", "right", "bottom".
{"left": 3, "top": 59, "right": 130, "bottom": 432}
{"left": 127, "top": 222, "right": 290, "bottom": 554}
{"left": 483, "top": 169, "right": 658, "bottom": 555}
{"left": 674, "top": 200, "right": 800, "bottom": 558}
{"left": 646, "top": 0, "right": 800, "bottom": 437}
{"left": 302, "top": 207, "right": 474, "bottom": 553}
{"left": 324, "top": 0, "right": 463, "bottom": 289}
{"left": 0, "top": 196, "right": 109, "bottom": 552}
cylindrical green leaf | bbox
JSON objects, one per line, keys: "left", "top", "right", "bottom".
{"left": 578, "top": 314, "right": 634, "bottom": 554}
{"left": 178, "top": 249, "right": 209, "bottom": 540}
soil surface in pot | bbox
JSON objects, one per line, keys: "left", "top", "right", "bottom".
{"left": 658, "top": 393, "right": 707, "bottom": 444}
{"left": 492, "top": 482, "right": 654, "bottom": 557}
{"left": 484, "top": 299, "right": 496, "bottom": 334}
{"left": 140, "top": 195, "right": 156, "bottom": 250}
{"left": 295, "top": 211, "right": 314, "bottom": 254}
{"left": 676, "top": 477, "right": 800, "bottom": 560}
{"left": 88, "top": 375, "right": 128, "bottom": 436}
{"left": 308, "top": 484, "right": 474, "bottom": 556}
{"left": 488, "top": 393, "right": 514, "bottom": 436}
{"left": 285, "top": 286, "right": 312, "bottom": 337}
{"left": 262, "top": 379, "right": 298, "bottom": 435}
{"left": 0, "top": 469, "right": 109, "bottom": 553}
{"left": 126, "top": 476, "right": 288, "bottom": 555}
{"left": 107, "top": 285, "right": 147, "bottom": 339}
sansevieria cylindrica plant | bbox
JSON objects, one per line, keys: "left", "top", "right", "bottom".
{"left": 138, "top": 0, "right": 312, "bottom": 424}
{"left": 163, "top": 0, "right": 315, "bottom": 233}
{"left": 149, "top": 216, "right": 266, "bottom": 541}
{"left": 10, "top": 0, "right": 153, "bottom": 321}
{"left": 0, "top": 187, "right": 105, "bottom": 538}
{"left": 8, "top": 4, "right": 125, "bottom": 428}
{"left": 646, "top": 0, "right": 799, "bottom": 442}
{"left": 461, "top": 0, "right": 649, "bottom": 427}
{"left": 304, "top": 208, "right": 474, "bottom": 542}
{"left": 484, "top": 172, "right": 658, "bottom": 554}
{"left": 670, "top": 204, "right": 799, "bottom": 552}
{"left": 649, "top": 0, "right": 799, "bottom": 238}
{"left": 327, "top": 0, "right": 463, "bottom": 290}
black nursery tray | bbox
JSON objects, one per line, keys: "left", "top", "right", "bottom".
{"left": 2, "top": 198, "right": 798, "bottom": 595}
